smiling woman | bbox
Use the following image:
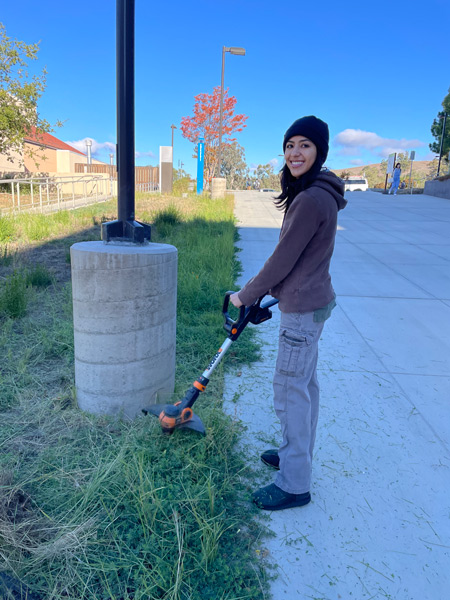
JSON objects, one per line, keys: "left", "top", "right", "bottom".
{"left": 230, "top": 115, "right": 347, "bottom": 511}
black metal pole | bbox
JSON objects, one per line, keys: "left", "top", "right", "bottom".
{"left": 437, "top": 112, "right": 447, "bottom": 177}
{"left": 117, "top": 0, "right": 135, "bottom": 223}
{"left": 102, "top": 0, "right": 151, "bottom": 243}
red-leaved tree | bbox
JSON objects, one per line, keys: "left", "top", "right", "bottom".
{"left": 180, "top": 86, "right": 248, "bottom": 183}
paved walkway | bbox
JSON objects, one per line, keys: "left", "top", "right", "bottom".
{"left": 224, "top": 189, "right": 450, "bottom": 600}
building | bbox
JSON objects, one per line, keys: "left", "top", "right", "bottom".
{"left": 0, "top": 127, "right": 107, "bottom": 176}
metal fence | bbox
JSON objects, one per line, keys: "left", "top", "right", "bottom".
{"left": 0, "top": 174, "right": 114, "bottom": 215}
{"left": 74, "top": 164, "right": 159, "bottom": 192}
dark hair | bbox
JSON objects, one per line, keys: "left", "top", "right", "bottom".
{"left": 396, "top": 163, "right": 401, "bottom": 168}
{"left": 274, "top": 149, "right": 326, "bottom": 212}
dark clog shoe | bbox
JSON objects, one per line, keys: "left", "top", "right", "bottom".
{"left": 252, "top": 483, "right": 311, "bottom": 511}
{"left": 260, "top": 449, "right": 280, "bottom": 470}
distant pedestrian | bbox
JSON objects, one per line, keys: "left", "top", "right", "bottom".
{"left": 230, "top": 116, "right": 347, "bottom": 511}
{"left": 388, "top": 163, "right": 402, "bottom": 195}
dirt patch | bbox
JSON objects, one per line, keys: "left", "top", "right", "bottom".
{"left": 1, "top": 225, "right": 102, "bottom": 284}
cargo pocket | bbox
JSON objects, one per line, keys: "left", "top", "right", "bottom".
{"left": 276, "top": 329, "right": 313, "bottom": 377}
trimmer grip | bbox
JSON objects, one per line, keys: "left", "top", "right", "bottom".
{"left": 223, "top": 291, "right": 246, "bottom": 334}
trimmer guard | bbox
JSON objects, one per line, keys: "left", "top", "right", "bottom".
{"left": 143, "top": 403, "right": 206, "bottom": 435}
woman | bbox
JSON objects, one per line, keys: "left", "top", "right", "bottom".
{"left": 230, "top": 116, "right": 347, "bottom": 511}
{"left": 389, "top": 162, "right": 402, "bottom": 195}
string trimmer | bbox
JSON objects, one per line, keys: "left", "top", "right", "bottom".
{"left": 143, "top": 292, "right": 279, "bottom": 435}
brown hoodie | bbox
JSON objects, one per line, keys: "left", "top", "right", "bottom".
{"left": 238, "top": 171, "right": 347, "bottom": 313}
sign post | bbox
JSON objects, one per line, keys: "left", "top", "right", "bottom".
{"left": 197, "top": 137, "right": 205, "bottom": 194}
{"left": 409, "top": 150, "right": 415, "bottom": 194}
{"left": 385, "top": 152, "right": 396, "bottom": 191}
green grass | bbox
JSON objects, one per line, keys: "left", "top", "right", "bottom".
{"left": 0, "top": 270, "right": 29, "bottom": 318}
{"left": 0, "top": 216, "right": 15, "bottom": 242}
{"left": 25, "top": 264, "right": 55, "bottom": 287}
{"left": 0, "top": 245, "right": 14, "bottom": 266}
{"left": 0, "top": 194, "right": 269, "bottom": 600}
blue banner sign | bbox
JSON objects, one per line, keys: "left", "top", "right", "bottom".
{"left": 197, "top": 137, "right": 205, "bottom": 194}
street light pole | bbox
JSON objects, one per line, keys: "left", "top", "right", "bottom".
{"left": 217, "top": 46, "right": 245, "bottom": 177}
{"left": 171, "top": 124, "right": 177, "bottom": 191}
{"left": 171, "top": 124, "right": 177, "bottom": 148}
{"left": 437, "top": 112, "right": 448, "bottom": 177}
{"left": 101, "top": 0, "right": 151, "bottom": 243}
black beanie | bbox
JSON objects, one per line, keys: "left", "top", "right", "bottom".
{"left": 283, "top": 115, "right": 329, "bottom": 161}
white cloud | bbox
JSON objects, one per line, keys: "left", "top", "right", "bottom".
{"left": 268, "top": 157, "right": 280, "bottom": 169}
{"left": 337, "top": 146, "right": 361, "bottom": 157}
{"left": 65, "top": 137, "right": 116, "bottom": 156}
{"left": 333, "top": 129, "right": 426, "bottom": 158}
{"left": 350, "top": 159, "right": 364, "bottom": 165}
{"left": 65, "top": 138, "right": 156, "bottom": 161}
{"left": 250, "top": 158, "right": 281, "bottom": 173}
{"left": 135, "top": 150, "right": 156, "bottom": 159}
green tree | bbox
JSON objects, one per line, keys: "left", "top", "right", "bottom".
{"left": 253, "top": 163, "right": 280, "bottom": 190}
{"left": 339, "top": 170, "right": 351, "bottom": 179}
{"left": 380, "top": 157, "right": 388, "bottom": 174}
{"left": 429, "top": 87, "right": 450, "bottom": 162}
{"left": 0, "top": 23, "right": 58, "bottom": 165}
{"left": 220, "top": 142, "right": 249, "bottom": 189}
{"left": 173, "top": 166, "right": 189, "bottom": 181}
{"left": 426, "top": 158, "right": 439, "bottom": 180}
{"left": 396, "top": 151, "right": 410, "bottom": 173}
{"left": 363, "top": 165, "right": 380, "bottom": 187}
{"left": 172, "top": 167, "right": 191, "bottom": 195}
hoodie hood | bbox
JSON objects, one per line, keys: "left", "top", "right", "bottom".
{"left": 310, "top": 170, "right": 347, "bottom": 211}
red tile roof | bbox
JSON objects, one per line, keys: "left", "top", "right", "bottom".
{"left": 24, "top": 127, "right": 86, "bottom": 156}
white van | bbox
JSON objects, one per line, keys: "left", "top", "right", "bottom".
{"left": 343, "top": 176, "right": 368, "bottom": 192}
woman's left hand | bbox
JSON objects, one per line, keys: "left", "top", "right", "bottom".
{"left": 230, "top": 292, "right": 243, "bottom": 308}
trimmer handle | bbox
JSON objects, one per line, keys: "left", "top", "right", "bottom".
{"left": 222, "top": 291, "right": 246, "bottom": 335}
{"left": 223, "top": 291, "right": 279, "bottom": 341}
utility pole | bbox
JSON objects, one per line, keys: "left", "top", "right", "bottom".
{"left": 437, "top": 112, "right": 448, "bottom": 177}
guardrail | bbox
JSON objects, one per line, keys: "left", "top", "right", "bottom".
{"left": 0, "top": 174, "right": 115, "bottom": 215}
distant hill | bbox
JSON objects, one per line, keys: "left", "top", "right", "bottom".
{"left": 330, "top": 160, "right": 435, "bottom": 188}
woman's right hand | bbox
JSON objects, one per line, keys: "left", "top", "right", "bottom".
{"left": 230, "top": 292, "right": 243, "bottom": 308}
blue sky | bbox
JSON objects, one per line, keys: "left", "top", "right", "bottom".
{"left": 2, "top": 0, "right": 449, "bottom": 177}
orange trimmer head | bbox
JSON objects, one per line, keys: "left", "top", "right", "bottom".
{"left": 143, "top": 398, "right": 206, "bottom": 435}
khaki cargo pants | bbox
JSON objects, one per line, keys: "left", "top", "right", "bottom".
{"left": 273, "top": 311, "right": 325, "bottom": 495}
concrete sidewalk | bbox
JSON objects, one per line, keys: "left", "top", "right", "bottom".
{"left": 224, "top": 189, "right": 450, "bottom": 600}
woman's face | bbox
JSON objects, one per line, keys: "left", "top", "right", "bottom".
{"left": 284, "top": 136, "right": 318, "bottom": 179}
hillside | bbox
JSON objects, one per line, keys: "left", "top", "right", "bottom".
{"left": 330, "top": 160, "right": 436, "bottom": 187}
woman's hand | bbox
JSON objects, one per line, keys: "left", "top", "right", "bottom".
{"left": 230, "top": 292, "right": 243, "bottom": 308}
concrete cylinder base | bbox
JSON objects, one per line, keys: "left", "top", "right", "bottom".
{"left": 211, "top": 177, "right": 226, "bottom": 199}
{"left": 70, "top": 241, "right": 177, "bottom": 419}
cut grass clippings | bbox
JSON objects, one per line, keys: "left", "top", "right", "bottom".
{"left": 0, "top": 193, "right": 270, "bottom": 600}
